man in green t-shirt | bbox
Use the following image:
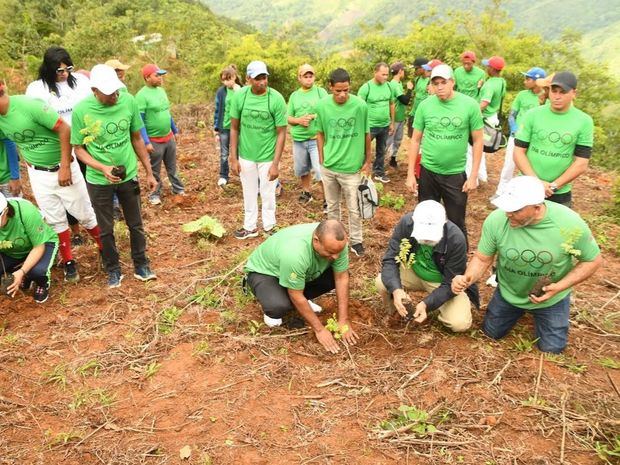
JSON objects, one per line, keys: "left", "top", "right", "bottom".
{"left": 0, "top": 193, "right": 58, "bottom": 303}
{"left": 376, "top": 200, "right": 479, "bottom": 332}
{"left": 0, "top": 139, "right": 21, "bottom": 198}
{"left": 386, "top": 62, "right": 413, "bottom": 169}
{"left": 357, "top": 62, "right": 396, "bottom": 183}
{"left": 495, "top": 66, "right": 546, "bottom": 197}
{"left": 406, "top": 64, "right": 483, "bottom": 241}
{"left": 406, "top": 57, "right": 430, "bottom": 139}
{"left": 229, "top": 60, "right": 287, "bottom": 239}
{"left": 72, "top": 64, "right": 158, "bottom": 288}
{"left": 245, "top": 220, "right": 359, "bottom": 354}
{"left": 287, "top": 63, "right": 328, "bottom": 205}
{"left": 514, "top": 72, "right": 593, "bottom": 208}
{"left": 315, "top": 68, "right": 371, "bottom": 257}
{"left": 453, "top": 176, "right": 602, "bottom": 353}
{"left": 136, "top": 64, "right": 184, "bottom": 206}
{"left": 453, "top": 51, "right": 486, "bottom": 100}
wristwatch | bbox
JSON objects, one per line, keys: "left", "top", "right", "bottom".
{"left": 549, "top": 182, "right": 558, "bottom": 192}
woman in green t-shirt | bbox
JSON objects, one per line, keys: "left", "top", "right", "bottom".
{"left": 0, "top": 194, "right": 59, "bottom": 304}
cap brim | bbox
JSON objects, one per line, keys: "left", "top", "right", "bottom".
{"left": 412, "top": 223, "right": 444, "bottom": 242}
{"left": 550, "top": 82, "right": 572, "bottom": 91}
{"left": 491, "top": 195, "right": 524, "bottom": 213}
{"left": 249, "top": 71, "right": 269, "bottom": 78}
{"left": 156, "top": 69, "right": 167, "bottom": 75}
{"left": 422, "top": 65, "right": 431, "bottom": 71}
{"left": 93, "top": 81, "right": 124, "bottom": 96}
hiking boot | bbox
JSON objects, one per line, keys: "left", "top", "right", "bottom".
{"left": 63, "top": 260, "right": 80, "bottom": 283}
{"left": 350, "top": 243, "right": 365, "bottom": 257}
{"left": 374, "top": 174, "right": 390, "bottom": 184}
{"left": 234, "top": 228, "right": 259, "bottom": 240}
{"left": 148, "top": 195, "right": 162, "bottom": 205}
{"left": 33, "top": 284, "right": 49, "bottom": 304}
{"left": 108, "top": 270, "right": 124, "bottom": 289}
{"left": 134, "top": 265, "right": 157, "bottom": 282}
{"left": 299, "top": 191, "right": 313, "bottom": 204}
{"left": 71, "top": 234, "right": 85, "bottom": 247}
{"left": 389, "top": 157, "right": 398, "bottom": 169}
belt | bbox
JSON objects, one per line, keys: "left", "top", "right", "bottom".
{"left": 29, "top": 164, "right": 60, "bottom": 172}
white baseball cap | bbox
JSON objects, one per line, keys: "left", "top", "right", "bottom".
{"left": 0, "top": 192, "right": 7, "bottom": 213}
{"left": 411, "top": 200, "right": 446, "bottom": 242}
{"left": 90, "top": 64, "right": 125, "bottom": 96}
{"left": 492, "top": 176, "right": 545, "bottom": 212}
{"left": 247, "top": 60, "right": 269, "bottom": 79}
{"left": 430, "top": 64, "right": 453, "bottom": 80}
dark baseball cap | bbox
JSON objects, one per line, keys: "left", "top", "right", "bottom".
{"left": 390, "top": 61, "right": 405, "bottom": 74}
{"left": 551, "top": 71, "right": 577, "bottom": 91}
{"left": 411, "top": 57, "right": 429, "bottom": 69}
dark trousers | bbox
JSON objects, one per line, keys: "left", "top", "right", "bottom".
{"left": 86, "top": 179, "right": 148, "bottom": 273}
{"left": 548, "top": 191, "right": 572, "bottom": 208}
{"left": 0, "top": 242, "right": 57, "bottom": 286}
{"left": 247, "top": 268, "right": 335, "bottom": 319}
{"left": 67, "top": 158, "right": 88, "bottom": 226}
{"left": 370, "top": 126, "right": 390, "bottom": 176}
{"left": 150, "top": 138, "right": 184, "bottom": 197}
{"left": 218, "top": 129, "right": 230, "bottom": 180}
{"left": 418, "top": 165, "right": 468, "bottom": 242}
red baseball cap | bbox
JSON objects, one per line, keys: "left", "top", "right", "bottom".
{"left": 422, "top": 59, "right": 443, "bottom": 71}
{"left": 460, "top": 51, "right": 477, "bottom": 62}
{"left": 141, "top": 64, "right": 167, "bottom": 79}
{"left": 482, "top": 56, "right": 506, "bottom": 71}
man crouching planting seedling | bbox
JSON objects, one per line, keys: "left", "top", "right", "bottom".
{"left": 71, "top": 64, "right": 158, "bottom": 289}
{"left": 243, "top": 219, "right": 359, "bottom": 354}
{"left": 376, "top": 200, "right": 478, "bottom": 332}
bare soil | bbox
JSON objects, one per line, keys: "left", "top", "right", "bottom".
{"left": 1, "top": 124, "right": 619, "bottom": 465}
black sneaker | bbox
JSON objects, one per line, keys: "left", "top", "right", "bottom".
{"left": 234, "top": 228, "right": 259, "bottom": 240}
{"left": 134, "top": 265, "right": 157, "bottom": 282}
{"left": 389, "top": 157, "right": 398, "bottom": 169}
{"left": 299, "top": 191, "right": 313, "bottom": 204}
{"left": 33, "top": 284, "right": 49, "bottom": 304}
{"left": 63, "top": 260, "right": 80, "bottom": 283}
{"left": 374, "top": 174, "right": 390, "bottom": 184}
{"left": 71, "top": 234, "right": 85, "bottom": 247}
{"left": 20, "top": 276, "right": 33, "bottom": 291}
{"left": 350, "top": 243, "right": 365, "bottom": 257}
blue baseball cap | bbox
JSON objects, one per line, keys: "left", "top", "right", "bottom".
{"left": 522, "top": 67, "right": 547, "bottom": 80}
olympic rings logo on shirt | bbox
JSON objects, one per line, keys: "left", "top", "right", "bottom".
{"left": 12, "top": 129, "right": 36, "bottom": 143}
{"left": 243, "top": 109, "right": 271, "bottom": 121}
{"left": 105, "top": 119, "right": 130, "bottom": 135}
{"left": 504, "top": 248, "right": 553, "bottom": 269}
{"left": 426, "top": 116, "right": 464, "bottom": 131}
{"left": 328, "top": 118, "right": 356, "bottom": 129}
{"left": 532, "top": 129, "right": 576, "bottom": 148}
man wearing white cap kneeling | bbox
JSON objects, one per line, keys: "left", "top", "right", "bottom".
{"left": 452, "top": 176, "right": 602, "bottom": 353}
{"left": 376, "top": 200, "right": 479, "bottom": 332}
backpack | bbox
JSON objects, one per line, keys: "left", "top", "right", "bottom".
{"left": 482, "top": 79, "right": 507, "bottom": 153}
{"left": 357, "top": 176, "right": 379, "bottom": 219}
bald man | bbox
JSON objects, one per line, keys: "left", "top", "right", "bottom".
{"left": 244, "top": 220, "right": 359, "bottom": 353}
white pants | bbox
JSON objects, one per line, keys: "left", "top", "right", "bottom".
{"left": 495, "top": 136, "right": 515, "bottom": 196}
{"left": 239, "top": 157, "right": 276, "bottom": 231}
{"left": 27, "top": 158, "right": 98, "bottom": 233}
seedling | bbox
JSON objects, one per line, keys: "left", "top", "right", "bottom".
{"left": 595, "top": 435, "right": 620, "bottom": 463}
{"left": 522, "top": 396, "right": 547, "bottom": 407}
{"left": 80, "top": 115, "right": 126, "bottom": 180}
{"left": 395, "top": 238, "right": 415, "bottom": 268}
{"left": 182, "top": 215, "right": 226, "bottom": 239}
{"left": 191, "top": 286, "right": 222, "bottom": 308}
{"left": 247, "top": 319, "right": 264, "bottom": 336}
{"left": 192, "top": 340, "right": 211, "bottom": 357}
{"left": 379, "top": 405, "right": 437, "bottom": 436}
{"left": 512, "top": 335, "right": 539, "bottom": 353}
{"left": 144, "top": 361, "right": 161, "bottom": 379}
{"left": 220, "top": 309, "right": 239, "bottom": 325}
{"left": 598, "top": 357, "right": 620, "bottom": 369}
{"left": 325, "top": 314, "right": 348, "bottom": 340}
{"left": 76, "top": 359, "right": 102, "bottom": 377}
{"left": 380, "top": 192, "right": 406, "bottom": 210}
{"left": 157, "top": 306, "right": 183, "bottom": 335}
{"left": 43, "top": 363, "right": 68, "bottom": 388}
{"left": 560, "top": 228, "right": 583, "bottom": 259}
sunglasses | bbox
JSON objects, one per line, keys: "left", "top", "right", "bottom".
{"left": 56, "top": 66, "right": 74, "bottom": 74}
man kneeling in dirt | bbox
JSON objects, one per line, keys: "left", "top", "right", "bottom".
{"left": 244, "top": 219, "right": 359, "bottom": 353}
{"left": 452, "top": 176, "right": 602, "bottom": 353}
{"left": 376, "top": 200, "right": 479, "bottom": 331}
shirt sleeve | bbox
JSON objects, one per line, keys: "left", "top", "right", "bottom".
{"left": 274, "top": 93, "right": 288, "bottom": 127}
{"left": 477, "top": 212, "right": 500, "bottom": 257}
{"left": 229, "top": 89, "right": 242, "bottom": 120}
{"left": 20, "top": 201, "right": 50, "bottom": 248}
{"left": 358, "top": 83, "right": 369, "bottom": 102}
{"left": 361, "top": 101, "right": 370, "bottom": 133}
{"left": 287, "top": 92, "right": 296, "bottom": 117}
{"left": 469, "top": 101, "right": 484, "bottom": 131}
{"left": 278, "top": 254, "right": 310, "bottom": 290}
{"left": 70, "top": 108, "right": 85, "bottom": 145}
{"left": 413, "top": 101, "right": 426, "bottom": 131}
{"left": 515, "top": 110, "right": 533, "bottom": 143}
{"left": 332, "top": 246, "right": 349, "bottom": 273}
{"left": 479, "top": 82, "right": 493, "bottom": 103}
{"left": 576, "top": 114, "right": 594, "bottom": 148}
{"left": 511, "top": 92, "right": 521, "bottom": 112}
{"left": 128, "top": 95, "right": 145, "bottom": 132}
{"left": 572, "top": 218, "right": 601, "bottom": 262}
{"left": 135, "top": 91, "right": 147, "bottom": 113}
{"left": 28, "top": 98, "right": 62, "bottom": 131}
{"left": 315, "top": 104, "right": 325, "bottom": 133}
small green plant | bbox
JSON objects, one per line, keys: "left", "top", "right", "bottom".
{"left": 595, "top": 435, "right": 620, "bottom": 463}
{"left": 182, "top": 215, "right": 226, "bottom": 239}
{"left": 395, "top": 238, "right": 415, "bottom": 268}
{"left": 192, "top": 340, "right": 211, "bottom": 357}
{"left": 512, "top": 335, "right": 539, "bottom": 353}
{"left": 144, "top": 361, "right": 161, "bottom": 379}
{"left": 598, "top": 357, "right": 620, "bottom": 369}
{"left": 522, "top": 396, "right": 547, "bottom": 407}
{"left": 191, "top": 285, "right": 222, "bottom": 308}
{"left": 560, "top": 228, "right": 583, "bottom": 259}
{"left": 220, "top": 309, "right": 239, "bottom": 325}
{"left": 47, "top": 429, "right": 83, "bottom": 446}
{"left": 0, "top": 240, "right": 13, "bottom": 249}
{"left": 247, "top": 319, "right": 264, "bottom": 336}
{"left": 379, "top": 405, "right": 437, "bottom": 436}
{"left": 79, "top": 115, "right": 103, "bottom": 144}
{"left": 43, "top": 364, "right": 68, "bottom": 388}
{"left": 380, "top": 192, "right": 406, "bottom": 210}
{"left": 157, "top": 306, "right": 183, "bottom": 335}
{"left": 545, "top": 354, "right": 588, "bottom": 374}
{"left": 325, "top": 314, "right": 348, "bottom": 340}
{"left": 76, "top": 359, "right": 102, "bottom": 378}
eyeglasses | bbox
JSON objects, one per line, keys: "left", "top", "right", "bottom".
{"left": 56, "top": 66, "right": 74, "bottom": 74}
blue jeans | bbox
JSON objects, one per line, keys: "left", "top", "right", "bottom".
{"left": 292, "top": 139, "right": 321, "bottom": 180}
{"left": 370, "top": 126, "right": 390, "bottom": 176}
{"left": 218, "top": 129, "right": 230, "bottom": 180}
{"left": 483, "top": 290, "right": 570, "bottom": 353}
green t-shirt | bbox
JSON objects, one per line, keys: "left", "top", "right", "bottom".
{"left": 222, "top": 87, "right": 239, "bottom": 130}
{"left": 229, "top": 86, "right": 288, "bottom": 162}
{"left": 357, "top": 79, "right": 396, "bottom": 128}
{"left": 453, "top": 66, "right": 486, "bottom": 100}
{"left": 244, "top": 222, "right": 349, "bottom": 290}
{"left": 479, "top": 77, "right": 506, "bottom": 117}
{"left": 71, "top": 92, "right": 144, "bottom": 185}
{"left": 412, "top": 244, "right": 442, "bottom": 283}
{"left": 135, "top": 86, "right": 172, "bottom": 138}
{"left": 409, "top": 76, "right": 430, "bottom": 117}
{"left": 413, "top": 93, "right": 483, "bottom": 175}
{"left": 0, "top": 199, "right": 58, "bottom": 259}
{"left": 0, "top": 96, "right": 62, "bottom": 167}
{"left": 478, "top": 201, "right": 600, "bottom": 309}
{"left": 389, "top": 80, "right": 406, "bottom": 123}
{"left": 516, "top": 105, "right": 594, "bottom": 194}
{"left": 0, "top": 141, "right": 10, "bottom": 184}
{"left": 512, "top": 89, "right": 540, "bottom": 127}
{"left": 287, "top": 86, "right": 328, "bottom": 141}
{"left": 315, "top": 95, "right": 369, "bottom": 174}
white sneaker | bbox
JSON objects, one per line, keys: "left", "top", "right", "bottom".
{"left": 486, "top": 273, "right": 498, "bottom": 288}
{"left": 308, "top": 299, "right": 323, "bottom": 314}
{"left": 263, "top": 314, "right": 283, "bottom": 327}
{"left": 148, "top": 196, "right": 162, "bottom": 205}
{"left": 217, "top": 178, "right": 227, "bottom": 187}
